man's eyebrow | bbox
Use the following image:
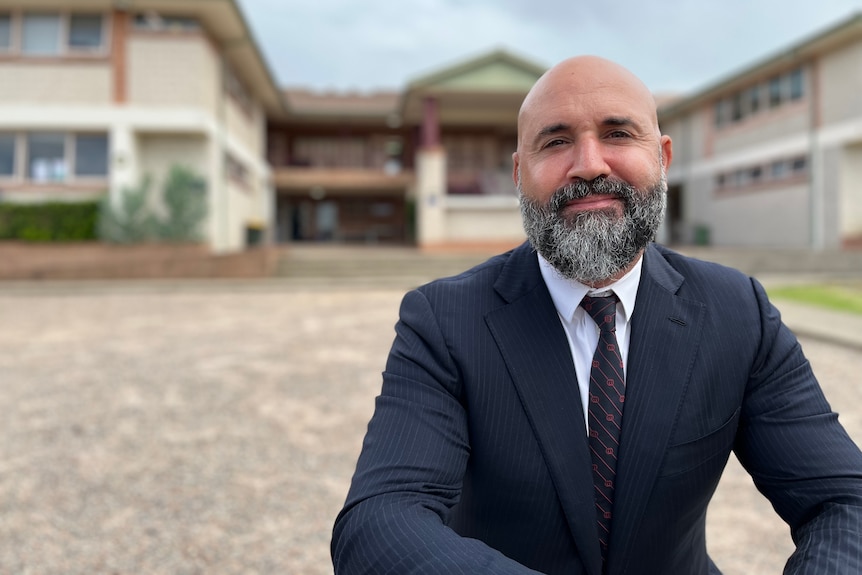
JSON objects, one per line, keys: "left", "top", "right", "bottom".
{"left": 531, "top": 123, "right": 570, "bottom": 146}
{"left": 602, "top": 116, "right": 639, "bottom": 129}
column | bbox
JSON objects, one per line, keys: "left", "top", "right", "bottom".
{"left": 416, "top": 96, "right": 447, "bottom": 246}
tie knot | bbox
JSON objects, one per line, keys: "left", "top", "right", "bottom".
{"left": 580, "top": 294, "right": 618, "bottom": 332}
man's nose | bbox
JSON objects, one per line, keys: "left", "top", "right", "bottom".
{"left": 565, "top": 136, "right": 611, "bottom": 182}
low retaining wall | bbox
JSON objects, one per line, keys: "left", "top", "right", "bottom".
{"left": 0, "top": 242, "right": 278, "bottom": 280}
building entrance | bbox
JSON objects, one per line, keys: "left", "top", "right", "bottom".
{"left": 276, "top": 194, "right": 409, "bottom": 244}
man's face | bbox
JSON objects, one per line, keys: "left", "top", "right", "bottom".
{"left": 512, "top": 56, "right": 673, "bottom": 286}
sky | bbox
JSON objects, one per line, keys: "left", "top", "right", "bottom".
{"left": 236, "top": 0, "right": 862, "bottom": 97}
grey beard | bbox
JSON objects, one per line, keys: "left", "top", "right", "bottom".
{"left": 519, "top": 175, "right": 666, "bottom": 285}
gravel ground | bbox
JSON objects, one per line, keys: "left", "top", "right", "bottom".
{"left": 0, "top": 281, "right": 859, "bottom": 574}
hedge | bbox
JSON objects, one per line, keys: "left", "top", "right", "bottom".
{"left": 0, "top": 200, "right": 100, "bottom": 242}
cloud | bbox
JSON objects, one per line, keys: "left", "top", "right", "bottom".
{"left": 238, "top": 0, "right": 862, "bottom": 93}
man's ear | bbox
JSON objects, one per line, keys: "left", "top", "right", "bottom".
{"left": 512, "top": 152, "right": 520, "bottom": 186}
{"left": 660, "top": 135, "right": 673, "bottom": 171}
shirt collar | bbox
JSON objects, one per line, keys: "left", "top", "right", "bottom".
{"left": 538, "top": 252, "right": 643, "bottom": 323}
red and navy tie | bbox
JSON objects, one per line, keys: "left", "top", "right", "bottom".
{"left": 580, "top": 293, "right": 625, "bottom": 566}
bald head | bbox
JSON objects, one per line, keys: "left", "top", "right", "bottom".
{"left": 517, "top": 56, "right": 660, "bottom": 148}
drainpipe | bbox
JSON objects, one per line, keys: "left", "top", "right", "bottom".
{"left": 217, "top": 55, "right": 230, "bottom": 252}
{"left": 808, "top": 60, "right": 824, "bottom": 250}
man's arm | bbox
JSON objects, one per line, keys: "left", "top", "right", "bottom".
{"left": 331, "top": 288, "right": 543, "bottom": 575}
{"left": 734, "top": 279, "right": 862, "bottom": 574}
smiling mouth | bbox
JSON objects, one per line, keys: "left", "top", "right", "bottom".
{"left": 562, "top": 195, "right": 624, "bottom": 213}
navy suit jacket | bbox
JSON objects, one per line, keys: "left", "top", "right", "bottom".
{"left": 332, "top": 242, "right": 862, "bottom": 574}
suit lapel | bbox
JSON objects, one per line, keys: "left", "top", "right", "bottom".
{"left": 485, "top": 243, "right": 603, "bottom": 575}
{"left": 607, "top": 245, "right": 706, "bottom": 574}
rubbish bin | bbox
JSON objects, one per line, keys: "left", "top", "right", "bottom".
{"left": 694, "top": 225, "right": 710, "bottom": 246}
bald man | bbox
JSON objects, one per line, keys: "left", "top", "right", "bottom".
{"left": 332, "top": 56, "right": 862, "bottom": 575}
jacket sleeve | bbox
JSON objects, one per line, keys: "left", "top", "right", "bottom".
{"left": 733, "top": 278, "right": 862, "bottom": 574}
{"left": 331, "top": 288, "right": 544, "bottom": 575}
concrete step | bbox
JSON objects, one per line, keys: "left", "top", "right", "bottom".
{"left": 275, "top": 245, "right": 497, "bottom": 280}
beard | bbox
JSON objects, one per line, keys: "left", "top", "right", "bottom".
{"left": 519, "top": 171, "right": 666, "bottom": 285}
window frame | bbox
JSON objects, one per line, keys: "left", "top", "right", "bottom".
{"left": 4, "top": 11, "right": 109, "bottom": 57}
{"left": 0, "top": 132, "right": 110, "bottom": 183}
{"left": 67, "top": 13, "right": 105, "bottom": 53}
{"left": 73, "top": 133, "right": 110, "bottom": 178}
{"left": 0, "top": 12, "right": 13, "bottom": 52}
{"left": 0, "top": 132, "right": 17, "bottom": 179}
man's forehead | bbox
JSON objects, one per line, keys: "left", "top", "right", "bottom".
{"left": 518, "top": 56, "right": 657, "bottom": 133}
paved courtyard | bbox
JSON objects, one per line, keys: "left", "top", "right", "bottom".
{"left": 1, "top": 279, "right": 860, "bottom": 574}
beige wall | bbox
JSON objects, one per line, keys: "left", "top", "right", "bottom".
{"left": 712, "top": 103, "right": 809, "bottom": 156}
{"left": 708, "top": 185, "right": 810, "bottom": 247}
{"left": 661, "top": 109, "right": 708, "bottom": 165}
{"left": 840, "top": 143, "right": 862, "bottom": 239}
{"left": 224, "top": 96, "right": 264, "bottom": 157}
{"left": 445, "top": 203, "right": 524, "bottom": 242}
{"left": 127, "top": 34, "right": 218, "bottom": 114}
{"left": 137, "top": 133, "right": 209, "bottom": 235}
{"left": 0, "top": 63, "right": 111, "bottom": 104}
{"left": 819, "top": 40, "right": 862, "bottom": 125}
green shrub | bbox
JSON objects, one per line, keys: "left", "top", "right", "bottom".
{"left": 156, "top": 166, "right": 207, "bottom": 242}
{"left": 98, "top": 176, "right": 158, "bottom": 244}
{"left": 0, "top": 201, "right": 100, "bottom": 242}
{"left": 99, "top": 166, "right": 207, "bottom": 244}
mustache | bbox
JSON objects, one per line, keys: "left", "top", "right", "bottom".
{"left": 545, "top": 177, "right": 636, "bottom": 213}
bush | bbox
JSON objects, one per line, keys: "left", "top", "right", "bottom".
{"left": 97, "top": 176, "right": 158, "bottom": 244}
{"left": 156, "top": 166, "right": 207, "bottom": 242}
{"left": 99, "top": 166, "right": 207, "bottom": 244}
{"left": 0, "top": 201, "right": 100, "bottom": 242}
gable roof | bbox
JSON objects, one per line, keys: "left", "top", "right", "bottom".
{"left": 400, "top": 49, "right": 546, "bottom": 126}
{"left": 406, "top": 48, "right": 547, "bottom": 93}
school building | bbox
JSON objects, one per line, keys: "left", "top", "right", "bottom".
{"left": 659, "top": 13, "right": 862, "bottom": 249}
{"left": 1, "top": 0, "right": 860, "bottom": 251}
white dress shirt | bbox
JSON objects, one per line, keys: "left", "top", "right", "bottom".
{"left": 538, "top": 254, "right": 644, "bottom": 435}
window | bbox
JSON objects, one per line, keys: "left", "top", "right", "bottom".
{"left": 0, "top": 13, "right": 11, "bottom": 50}
{"left": 17, "top": 13, "right": 105, "bottom": 55}
{"left": 771, "top": 160, "right": 787, "bottom": 179}
{"left": 224, "top": 64, "right": 252, "bottom": 114}
{"left": 748, "top": 166, "right": 762, "bottom": 183}
{"left": 0, "top": 134, "right": 15, "bottom": 176}
{"left": 714, "top": 99, "right": 731, "bottom": 128}
{"left": 789, "top": 68, "right": 804, "bottom": 100}
{"left": 1, "top": 132, "right": 109, "bottom": 181}
{"left": 133, "top": 13, "right": 199, "bottom": 32}
{"left": 22, "top": 13, "right": 61, "bottom": 55}
{"left": 27, "top": 133, "right": 65, "bottom": 181}
{"left": 225, "top": 153, "right": 250, "bottom": 187}
{"left": 74, "top": 134, "right": 108, "bottom": 176}
{"left": 768, "top": 76, "right": 783, "bottom": 108}
{"left": 791, "top": 156, "right": 807, "bottom": 174}
{"left": 69, "top": 14, "right": 103, "bottom": 50}
{"left": 745, "top": 85, "right": 761, "bottom": 115}
{"left": 731, "top": 93, "right": 743, "bottom": 121}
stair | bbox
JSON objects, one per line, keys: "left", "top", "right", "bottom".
{"left": 275, "top": 245, "right": 500, "bottom": 283}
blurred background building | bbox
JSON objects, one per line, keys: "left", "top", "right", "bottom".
{"left": 0, "top": 0, "right": 860, "bottom": 252}
{"left": 660, "top": 15, "right": 862, "bottom": 250}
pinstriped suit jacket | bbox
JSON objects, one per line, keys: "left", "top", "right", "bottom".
{"left": 332, "top": 242, "right": 862, "bottom": 575}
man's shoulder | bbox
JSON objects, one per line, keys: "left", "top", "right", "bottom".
{"left": 649, "top": 243, "right": 755, "bottom": 297}
{"left": 419, "top": 243, "right": 531, "bottom": 289}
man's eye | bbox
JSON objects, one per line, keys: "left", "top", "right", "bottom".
{"left": 608, "top": 131, "right": 631, "bottom": 139}
{"left": 543, "top": 139, "right": 566, "bottom": 148}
